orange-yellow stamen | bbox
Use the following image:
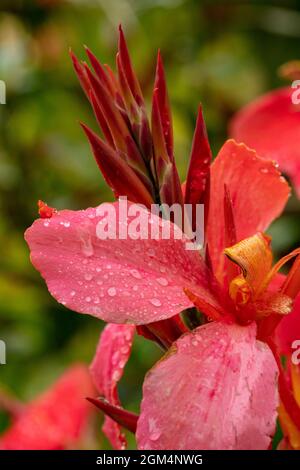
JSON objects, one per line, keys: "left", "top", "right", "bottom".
{"left": 229, "top": 276, "right": 252, "bottom": 306}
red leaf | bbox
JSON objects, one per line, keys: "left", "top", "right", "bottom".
{"left": 69, "top": 49, "right": 90, "bottom": 98}
{"left": 84, "top": 64, "right": 129, "bottom": 153}
{"left": 86, "top": 397, "right": 138, "bottom": 434}
{"left": 85, "top": 46, "right": 115, "bottom": 97}
{"left": 118, "top": 25, "right": 144, "bottom": 106}
{"left": 81, "top": 123, "right": 153, "bottom": 207}
{"left": 154, "top": 51, "right": 173, "bottom": 159}
{"left": 185, "top": 105, "right": 212, "bottom": 206}
{"left": 89, "top": 90, "right": 115, "bottom": 148}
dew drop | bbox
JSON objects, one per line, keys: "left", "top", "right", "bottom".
{"left": 112, "top": 351, "right": 119, "bottom": 365}
{"left": 79, "top": 227, "right": 94, "bottom": 257}
{"left": 70, "top": 290, "right": 76, "bottom": 297}
{"left": 108, "top": 287, "right": 117, "bottom": 297}
{"left": 150, "top": 430, "right": 161, "bottom": 441}
{"left": 147, "top": 248, "right": 155, "bottom": 257}
{"left": 85, "top": 296, "right": 91, "bottom": 302}
{"left": 84, "top": 273, "right": 93, "bottom": 281}
{"left": 156, "top": 277, "right": 168, "bottom": 286}
{"left": 130, "top": 269, "right": 142, "bottom": 279}
{"left": 149, "top": 298, "right": 162, "bottom": 307}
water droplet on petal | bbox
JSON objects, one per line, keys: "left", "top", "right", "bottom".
{"left": 78, "top": 225, "right": 94, "bottom": 257}
{"left": 85, "top": 296, "right": 91, "bottom": 302}
{"left": 156, "top": 277, "right": 168, "bottom": 286}
{"left": 130, "top": 269, "right": 142, "bottom": 279}
{"left": 147, "top": 248, "right": 155, "bottom": 257}
{"left": 108, "top": 287, "right": 117, "bottom": 297}
{"left": 150, "top": 430, "right": 161, "bottom": 441}
{"left": 70, "top": 290, "right": 76, "bottom": 297}
{"left": 84, "top": 273, "right": 93, "bottom": 281}
{"left": 149, "top": 298, "right": 162, "bottom": 307}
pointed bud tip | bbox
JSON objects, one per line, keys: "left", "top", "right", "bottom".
{"left": 37, "top": 200, "right": 56, "bottom": 219}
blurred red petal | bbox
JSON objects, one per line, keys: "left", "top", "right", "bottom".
{"left": 0, "top": 365, "right": 93, "bottom": 450}
{"left": 230, "top": 87, "right": 300, "bottom": 197}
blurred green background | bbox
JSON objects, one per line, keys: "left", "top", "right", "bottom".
{"left": 0, "top": 0, "right": 299, "bottom": 449}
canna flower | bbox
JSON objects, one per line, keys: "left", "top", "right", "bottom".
{"left": 25, "top": 28, "right": 300, "bottom": 449}
{"left": 229, "top": 86, "right": 300, "bottom": 197}
{"left": 0, "top": 365, "right": 94, "bottom": 450}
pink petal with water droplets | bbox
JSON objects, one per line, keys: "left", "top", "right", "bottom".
{"left": 25, "top": 202, "right": 218, "bottom": 324}
{"left": 207, "top": 139, "right": 290, "bottom": 279}
{"left": 90, "top": 324, "right": 134, "bottom": 449}
{"left": 137, "top": 322, "right": 278, "bottom": 450}
{"left": 0, "top": 365, "right": 93, "bottom": 450}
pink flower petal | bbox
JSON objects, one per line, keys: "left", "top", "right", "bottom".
{"left": 230, "top": 87, "right": 300, "bottom": 197}
{"left": 90, "top": 324, "right": 135, "bottom": 449}
{"left": 207, "top": 139, "right": 290, "bottom": 278}
{"left": 0, "top": 365, "right": 93, "bottom": 450}
{"left": 136, "top": 321, "right": 278, "bottom": 450}
{"left": 25, "top": 202, "right": 217, "bottom": 324}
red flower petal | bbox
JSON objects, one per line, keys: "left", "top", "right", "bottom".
{"left": 0, "top": 365, "right": 93, "bottom": 450}
{"left": 25, "top": 202, "right": 218, "bottom": 325}
{"left": 276, "top": 294, "right": 300, "bottom": 356}
{"left": 90, "top": 324, "right": 135, "bottom": 449}
{"left": 137, "top": 322, "right": 278, "bottom": 450}
{"left": 230, "top": 87, "right": 300, "bottom": 197}
{"left": 207, "top": 140, "right": 290, "bottom": 280}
